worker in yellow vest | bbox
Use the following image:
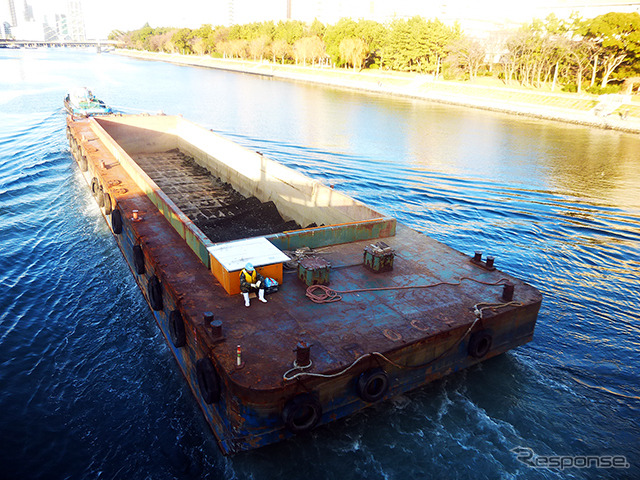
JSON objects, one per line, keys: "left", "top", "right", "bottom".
{"left": 239, "top": 263, "right": 267, "bottom": 307}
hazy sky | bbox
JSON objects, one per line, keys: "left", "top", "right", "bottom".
{"left": 21, "top": 0, "right": 640, "bottom": 39}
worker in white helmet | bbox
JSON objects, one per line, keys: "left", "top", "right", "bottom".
{"left": 239, "top": 263, "right": 267, "bottom": 307}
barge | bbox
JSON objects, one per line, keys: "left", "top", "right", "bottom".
{"left": 66, "top": 113, "right": 542, "bottom": 455}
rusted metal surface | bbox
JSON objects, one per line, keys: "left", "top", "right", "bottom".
{"left": 297, "top": 256, "right": 332, "bottom": 286}
{"left": 66, "top": 114, "right": 542, "bottom": 455}
{"left": 363, "top": 241, "right": 395, "bottom": 273}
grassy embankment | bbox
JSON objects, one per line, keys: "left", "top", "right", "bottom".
{"left": 117, "top": 50, "right": 640, "bottom": 133}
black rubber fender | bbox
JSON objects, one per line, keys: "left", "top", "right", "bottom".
{"left": 282, "top": 393, "right": 322, "bottom": 434}
{"left": 111, "top": 209, "right": 122, "bottom": 234}
{"left": 147, "top": 275, "right": 163, "bottom": 311}
{"left": 169, "top": 310, "right": 186, "bottom": 348}
{"left": 132, "top": 244, "right": 145, "bottom": 275}
{"left": 196, "top": 358, "right": 221, "bottom": 404}
{"left": 356, "top": 368, "right": 389, "bottom": 403}
{"left": 103, "top": 193, "right": 112, "bottom": 215}
{"left": 468, "top": 330, "right": 492, "bottom": 358}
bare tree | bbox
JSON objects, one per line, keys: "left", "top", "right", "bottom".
{"left": 218, "top": 40, "right": 248, "bottom": 59}
{"left": 249, "top": 35, "right": 270, "bottom": 61}
{"left": 191, "top": 37, "right": 207, "bottom": 56}
{"left": 339, "top": 37, "right": 367, "bottom": 70}
{"left": 271, "top": 39, "right": 291, "bottom": 64}
{"left": 230, "top": 39, "right": 248, "bottom": 59}
{"left": 217, "top": 41, "right": 232, "bottom": 59}
{"left": 566, "top": 39, "right": 598, "bottom": 93}
{"left": 294, "top": 36, "right": 325, "bottom": 66}
{"left": 448, "top": 37, "right": 486, "bottom": 80}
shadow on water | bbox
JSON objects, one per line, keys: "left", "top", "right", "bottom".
{"left": 0, "top": 49, "right": 639, "bottom": 479}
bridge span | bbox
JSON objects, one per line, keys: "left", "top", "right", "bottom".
{"left": 0, "top": 39, "right": 120, "bottom": 49}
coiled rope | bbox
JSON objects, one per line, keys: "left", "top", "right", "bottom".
{"left": 305, "top": 276, "right": 513, "bottom": 304}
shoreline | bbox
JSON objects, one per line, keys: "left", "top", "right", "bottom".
{"left": 115, "top": 50, "right": 640, "bottom": 135}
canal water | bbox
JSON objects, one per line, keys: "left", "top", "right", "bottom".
{"left": 1, "top": 49, "right": 638, "bottom": 479}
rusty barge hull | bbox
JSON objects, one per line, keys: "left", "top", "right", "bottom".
{"left": 66, "top": 114, "right": 542, "bottom": 455}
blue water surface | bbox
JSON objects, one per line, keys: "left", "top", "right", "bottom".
{"left": 0, "top": 49, "right": 638, "bottom": 480}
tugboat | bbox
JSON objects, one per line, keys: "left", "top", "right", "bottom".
{"left": 65, "top": 113, "right": 542, "bottom": 455}
{"left": 64, "top": 87, "right": 112, "bottom": 117}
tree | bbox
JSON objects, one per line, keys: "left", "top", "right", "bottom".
{"left": 230, "top": 39, "right": 248, "bottom": 59}
{"left": 565, "top": 39, "right": 599, "bottom": 93}
{"left": 249, "top": 36, "right": 270, "bottom": 61}
{"left": 355, "top": 19, "right": 387, "bottom": 67}
{"left": 190, "top": 24, "right": 215, "bottom": 55}
{"left": 172, "top": 28, "right": 193, "bottom": 55}
{"left": 217, "top": 41, "right": 233, "bottom": 59}
{"left": 130, "top": 23, "right": 154, "bottom": 50}
{"left": 448, "top": 37, "right": 486, "bottom": 80}
{"left": 339, "top": 38, "right": 367, "bottom": 70}
{"left": 274, "top": 20, "right": 305, "bottom": 44}
{"left": 324, "top": 18, "right": 358, "bottom": 66}
{"left": 294, "top": 36, "right": 325, "bottom": 66}
{"left": 381, "top": 18, "right": 413, "bottom": 71}
{"left": 271, "top": 38, "right": 291, "bottom": 64}
{"left": 382, "top": 17, "right": 459, "bottom": 73}
{"left": 191, "top": 37, "right": 207, "bottom": 56}
{"left": 149, "top": 29, "right": 176, "bottom": 53}
{"left": 580, "top": 12, "right": 640, "bottom": 87}
{"left": 309, "top": 19, "right": 325, "bottom": 38}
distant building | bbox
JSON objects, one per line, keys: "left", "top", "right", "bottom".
{"left": 7, "top": 0, "right": 17, "bottom": 27}
{"left": 56, "top": 13, "right": 69, "bottom": 40}
{"left": 22, "top": 0, "right": 33, "bottom": 22}
{"left": 1, "top": 0, "right": 86, "bottom": 41}
{"left": 66, "top": 0, "right": 85, "bottom": 41}
{"left": 43, "top": 17, "right": 56, "bottom": 41}
{"left": 1, "top": 20, "right": 11, "bottom": 39}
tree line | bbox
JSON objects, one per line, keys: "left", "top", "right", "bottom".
{"left": 110, "top": 12, "right": 640, "bottom": 94}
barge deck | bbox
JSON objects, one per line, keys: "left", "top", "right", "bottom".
{"left": 66, "top": 113, "right": 542, "bottom": 454}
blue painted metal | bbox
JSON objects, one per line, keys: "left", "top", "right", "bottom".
{"left": 267, "top": 217, "right": 397, "bottom": 251}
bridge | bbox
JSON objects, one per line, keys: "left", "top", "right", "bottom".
{"left": 0, "top": 39, "right": 121, "bottom": 49}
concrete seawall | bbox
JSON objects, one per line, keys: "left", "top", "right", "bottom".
{"left": 115, "top": 50, "right": 640, "bottom": 135}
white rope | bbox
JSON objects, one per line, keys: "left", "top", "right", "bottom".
{"left": 282, "top": 300, "right": 523, "bottom": 381}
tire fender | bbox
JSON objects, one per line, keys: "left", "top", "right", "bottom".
{"left": 111, "top": 209, "right": 123, "bottom": 234}
{"left": 282, "top": 393, "right": 322, "bottom": 434}
{"left": 356, "top": 368, "right": 389, "bottom": 403}
{"left": 132, "top": 244, "right": 145, "bottom": 275}
{"left": 90, "top": 177, "right": 100, "bottom": 196}
{"left": 468, "top": 330, "right": 492, "bottom": 358}
{"left": 147, "top": 275, "right": 163, "bottom": 311}
{"left": 169, "top": 310, "right": 186, "bottom": 348}
{"left": 196, "top": 358, "right": 221, "bottom": 404}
